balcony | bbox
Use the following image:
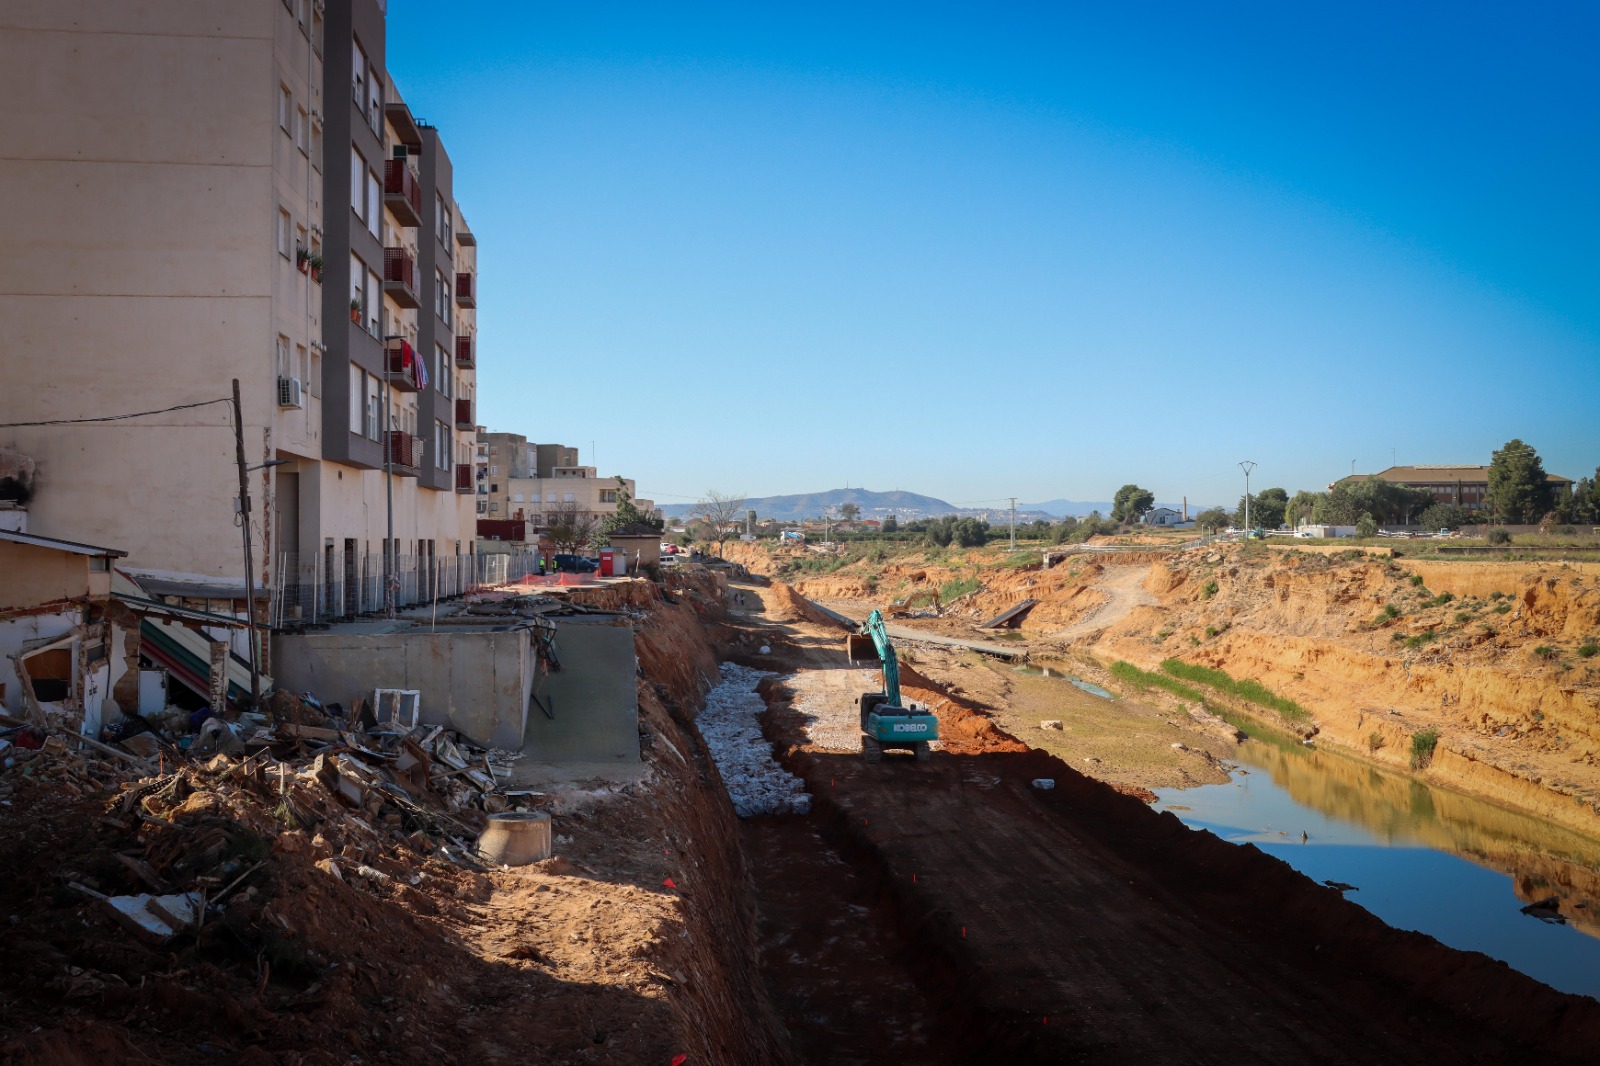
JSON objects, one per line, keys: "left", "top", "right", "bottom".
{"left": 383, "top": 247, "right": 419, "bottom": 308}
{"left": 385, "top": 431, "right": 421, "bottom": 476}
{"left": 383, "top": 160, "right": 423, "bottom": 228}
{"left": 384, "top": 339, "right": 420, "bottom": 392}
{"left": 455, "top": 334, "right": 475, "bottom": 368}
{"left": 454, "top": 397, "right": 474, "bottom": 429}
{"left": 455, "top": 271, "right": 475, "bottom": 308}
{"left": 455, "top": 463, "right": 474, "bottom": 493}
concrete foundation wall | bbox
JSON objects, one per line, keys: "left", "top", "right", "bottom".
{"left": 272, "top": 627, "right": 531, "bottom": 749}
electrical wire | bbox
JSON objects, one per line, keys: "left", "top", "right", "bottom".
{"left": 0, "top": 397, "right": 232, "bottom": 428}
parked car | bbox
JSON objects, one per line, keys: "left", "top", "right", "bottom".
{"left": 553, "top": 553, "right": 598, "bottom": 573}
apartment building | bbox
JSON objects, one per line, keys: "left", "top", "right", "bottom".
{"left": 475, "top": 435, "right": 652, "bottom": 529}
{"left": 0, "top": 1, "right": 478, "bottom": 625}
{"left": 1329, "top": 465, "right": 1573, "bottom": 512}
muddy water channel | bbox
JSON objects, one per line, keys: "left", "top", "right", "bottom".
{"left": 1155, "top": 720, "right": 1600, "bottom": 999}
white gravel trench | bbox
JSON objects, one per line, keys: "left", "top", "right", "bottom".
{"left": 698, "top": 663, "right": 812, "bottom": 817}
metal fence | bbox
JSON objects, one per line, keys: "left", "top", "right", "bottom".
{"left": 268, "top": 550, "right": 546, "bottom": 628}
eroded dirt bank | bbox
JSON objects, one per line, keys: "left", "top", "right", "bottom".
{"left": 743, "top": 577, "right": 1600, "bottom": 1063}
{"left": 0, "top": 571, "right": 790, "bottom": 1065}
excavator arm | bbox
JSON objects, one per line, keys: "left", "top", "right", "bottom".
{"left": 846, "top": 609, "right": 937, "bottom": 761}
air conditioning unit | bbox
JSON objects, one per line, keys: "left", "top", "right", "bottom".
{"left": 393, "top": 144, "right": 409, "bottom": 161}
{"left": 277, "top": 376, "right": 304, "bottom": 408}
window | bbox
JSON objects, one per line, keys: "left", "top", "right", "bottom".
{"left": 435, "top": 195, "right": 445, "bottom": 242}
{"left": 295, "top": 106, "right": 308, "bottom": 154}
{"left": 311, "top": 7, "right": 323, "bottom": 55}
{"left": 437, "top": 422, "right": 451, "bottom": 470}
{"left": 311, "top": 120, "right": 323, "bottom": 171}
{"left": 366, "top": 373, "right": 381, "bottom": 439}
{"left": 564, "top": 493, "right": 575, "bottom": 503}
{"left": 601, "top": 490, "right": 618, "bottom": 503}
{"left": 434, "top": 269, "right": 449, "bottom": 317}
{"left": 350, "top": 148, "right": 367, "bottom": 221}
{"left": 352, "top": 39, "right": 367, "bottom": 106}
{"left": 366, "top": 170, "right": 381, "bottom": 238}
{"left": 349, "top": 252, "right": 365, "bottom": 310}
{"left": 295, "top": 223, "right": 307, "bottom": 263}
{"left": 276, "top": 335, "right": 291, "bottom": 377}
{"left": 512, "top": 492, "right": 524, "bottom": 503}
{"left": 279, "top": 84, "right": 292, "bottom": 131}
{"left": 296, "top": 343, "right": 310, "bottom": 386}
{"left": 368, "top": 69, "right": 382, "bottom": 134}
{"left": 309, "top": 348, "right": 321, "bottom": 397}
{"left": 366, "top": 268, "right": 381, "bottom": 331}
{"left": 436, "top": 344, "right": 450, "bottom": 397}
{"left": 277, "top": 209, "right": 291, "bottom": 258}
{"left": 349, "top": 363, "right": 364, "bottom": 434}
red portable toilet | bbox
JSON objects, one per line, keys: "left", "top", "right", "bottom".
{"left": 598, "top": 548, "right": 614, "bottom": 576}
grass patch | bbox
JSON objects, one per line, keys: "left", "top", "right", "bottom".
{"left": 1404, "top": 630, "right": 1438, "bottom": 650}
{"left": 1200, "top": 579, "right": 1218, "bottom": 600}
{"left": 1410, "top": 575, "right": 1425, "bottom": 587}
{"left": 1158, "top": 658, "right": 1308, "bottom": 722}
{"left": 1410, "top": 728, "right": 1439, "bottom": 770}
{"left": 1109, "top": 661, "right": 1207, "bottom": 705}
{"left": 1579, "top": 643, "right": 1599, "bottom": 659}
{"left": 1372, "top": 603, "right": 1401, "bottom": 626}
{"left": 939, "top": 576, "right": 981, "bottom": 602}
{"left": 1420, "top": 592, "right": 1455, "bottom": 609}
{"left": 1534, "top": 645, "right": 1560, "bottom": 660}
{"left": 1493, "top": 603, "right": 1512, "bottom": 614}
{"left": 1454, "top": 610, "right": 1473, "bottom": 624}
{"left": 1000, "top": 551, "right": 1038, "bottom": 569}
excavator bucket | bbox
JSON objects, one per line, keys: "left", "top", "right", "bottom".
{"left": 846, "top": 633, "right": 878, "bottom": 663}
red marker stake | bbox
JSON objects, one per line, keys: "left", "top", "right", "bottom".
{"left": 961, "top": 926, "right": 966, "bottom": 939}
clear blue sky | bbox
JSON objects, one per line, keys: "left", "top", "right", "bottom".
{"left": 388, "top": 1, "right": 1598, "bottom": 509}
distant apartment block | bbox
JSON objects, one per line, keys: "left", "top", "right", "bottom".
{"left": 0, "top": 0, "right": 480, "bottom": 623}
{"left": 475, "top": 433, "right": 653, "bottom": 534}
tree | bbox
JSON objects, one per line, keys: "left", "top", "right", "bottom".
{"left": 1284, "top": 490, "right": 1323, "bottom": 529}
{"left": 693, "top": 490, "right": 747, "bottom": 557}
{"left": 1234, "top": 487, "right": 1288, "bottom": 530}
{"left": 1486, "top": 439, "right": 1550, "bottom": 524}
{"left": 1356, "top": 512, "right": 1378, "bottom": 538}
{"left": 546, "top": 499, "right": 599, "bottom": 555}
{"left": 838, "top": 502, "right": 861, "bottom": 523}
{"left": 1194, "top": 507, "right": 1231, "bottom": 533}
{"left": 1573, "top": 472, "right": 1599, "bottom": 525}
{"left": 1111, "top": 484, "right": 1155, "bottom": 525}
{"left": 882, "top": 514, "right": 898, "bottom": 533}
{"left": 953, "top": 517, "right": 989, "bottom": 547}
{"left": 1417, "top": 502, "right": 1470, "bottom": 531}
{"left": 598, "top": 478, "right": 662, "bottom": 541}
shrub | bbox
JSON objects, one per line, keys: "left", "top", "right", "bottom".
{"left": 1534, "top": 646, "right": 1559, "bottom": 660}
{"left": 1488, "top": 590, "right": 1504, "bottom": 600}
{"left": 939, "top": 576, "right": 980, "bottom": 602}
{"left": 1204, "top": 625, "right": 1220, "bottom": 638}
{"left": 1367, "top": 732, "right": 1384, "bottom": 753}
{"left": 1404, "top": 630, "right": 1438, "bottom": 650}
{"left": 1486, "top": 528, "right": 1512, "bottom": 545}
{"left": 1200, "top": 580, "right": 1218, "bottom": 600}
{"left": 1578, "top": 643, "right": 1599, "bottom": 659}
{"left": 1159, "top": 658, "right": 1308, "bottom": 721}
{"left": 1454, "top": 611, "right": 1473, "bottom": 624}
{"left": 1410, "top": 728, "right": 1439, "bottom": 770}
{"left": 1410, "top": 575, "right": 1425, "bottom": 587}
{"left": 1109, "top": 661, "right": 1206, "bottom": 704}
{"left": 1493, "top": 603, "right": 1512, "bottom": 615}
{"left": 1391, "top": 632, "right": 1407, "bottom": 642}
{"left": 1421, "top": 592, "right": 1455, "bottom": 609}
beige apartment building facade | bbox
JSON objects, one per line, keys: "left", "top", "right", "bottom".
{"left": 0, "top": 0, "right": 479, "bottom": 624}
{"left": 475, "top": 433, "right": 653, "bottom": 533}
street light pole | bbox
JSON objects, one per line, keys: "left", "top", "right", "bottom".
{"left": 1008, "top": 497, "right": 1017, "bottom": 550}
{"left": 1239, "top": 460, "right": 1257, "bottom": 533}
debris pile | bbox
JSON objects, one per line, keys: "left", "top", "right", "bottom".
{"left": 697, "top": 663, "right": 811, "bottom": 817}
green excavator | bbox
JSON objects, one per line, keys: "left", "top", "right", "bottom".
{"left": 846, "top": 609, "right": 938, "bottom": 763}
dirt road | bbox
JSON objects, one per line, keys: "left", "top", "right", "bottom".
{"left": 1044, "top": 563, "right": 1157, "bottom": 642}
{"left": 737, "top": 577, "right": 1600, "bottom": 1064}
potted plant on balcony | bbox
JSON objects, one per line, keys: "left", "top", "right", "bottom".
{"left": 296, "top": 245, "right": 311, "bottom": 274}
{"left": 308, "top": 255, "right": 323, "bottom": 284}
{"left": 350, "top": 298, "right": 363, "bottom": 324}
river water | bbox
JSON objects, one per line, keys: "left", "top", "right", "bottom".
{"left": 1154, "top": 720, "right": 1600, "bottom": 999}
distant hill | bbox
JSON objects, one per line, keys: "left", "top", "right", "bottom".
{"left": 1019, "top": 499, "right": 1115, "bottom": 518}
{"left": 660, "top": 488, "right": 964, "bottom": 521}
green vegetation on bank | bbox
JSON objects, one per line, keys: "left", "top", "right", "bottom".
{"left": 1159, "top": 658, "right": 1309, "bottom": 722}
{"left": 1108, "top": 661, "right": 1207, "bottom": 704}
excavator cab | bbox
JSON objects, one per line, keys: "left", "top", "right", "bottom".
{"left": 847, "top": 612, "right": 938, "bottom": 763}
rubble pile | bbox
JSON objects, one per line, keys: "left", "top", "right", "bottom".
{"left": 697, "top": 663, "right": 811, "bottom": 817}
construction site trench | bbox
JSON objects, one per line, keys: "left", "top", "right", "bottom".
{"left": 5, "top": 562, "right": 1600, "bottom": 1064}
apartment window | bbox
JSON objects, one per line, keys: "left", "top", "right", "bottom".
{"left": 489, "top": 503, "right": 498, "bottom": 513}
{"left": 490, "top": 483, "right": 499, "bottom": 494}
{"left": 279, "top": 84, "right": 292, "bottom": 132}
{"left": 297, "top": 0, "right": 310, "bottom": 30}
{"left": 436, "top": 344, "right": 450, "bottom": 397}
{"left": 349, "top": 252, "right": 365, "bottom": 311}
{"left": 296, "top": 344, "right": 310, "bottom": 386}
{"left": 352, "top": 40, "right": 367, "bottom": 106}
{"left": 434, "top": 270, "right": 449, "bottom": 317}
{"left": 366, "top": 170, "right": 381, "bottom": 239}
{"left": 295, "top": 106, "right": 308, "bottom": 154}
{"left": 489, "top": 465, "right": 498, "bottom": 475}
{"left": 437, "top": 422, "right": 451, "bottom": 470}
{"left": 277, "top": 209, "right": 291, "bottom": 258}
{"left": 601, "top": 490, "right": 618, "bottom": 503}
{"left": 295, "top": 223, "right": 307, "bottom": 263}
{"left": 367, "top": 68, "right": 383, "bottom": 135}
{"left": 276, "top": 335, "right": 291, "bottom": 377}
{"left": 366, "top": 269, "right": 381, "bottom": 331}
{"left": 309, "top": 348, "right": 321, "bottom": 396}
{"left": 366, "top": 373, "right": 381, "bottom": 439}
{"left": 512, "top": 492, "right": 524, "bottom": 503}
{"left": 311, "top": 120, "right": 323, "bottom": 172}
{"left": 350, "top": 148, "right": 366, "bottom": 220}
{"left": 349, "top": 363, "right": 363, "bottom": 434}
{"left": 564, "top": 493, "right": 575, "bottom": 503}
{"left": 312, "top": 8, "right": 323, "bottom": 55}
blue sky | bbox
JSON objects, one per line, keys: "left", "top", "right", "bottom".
{"left": 388, "top": 1, "right": 1598, "bottom": 509}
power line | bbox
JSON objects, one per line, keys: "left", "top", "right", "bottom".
{"left": 0, "top": 397, "right": 233, "bottom": 429}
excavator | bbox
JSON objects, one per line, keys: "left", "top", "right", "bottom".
{"left": 846, "top": 609, "right": 938, "bottom": 763}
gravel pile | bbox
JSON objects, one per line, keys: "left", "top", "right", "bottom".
{"left": 700, "top": 663, "right": 812, "bottom": 817}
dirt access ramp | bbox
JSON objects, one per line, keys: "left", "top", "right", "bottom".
{"left": 749, "top": 580, "right": 1600, "bottom": 1064}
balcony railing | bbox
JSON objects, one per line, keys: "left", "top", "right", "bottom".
{"left": 384, "top": 340, "right": 420, "bottom": 392}
{"left": 383, "top": 160, "right": 423, "bottom": 228}
{"left": 384, "top": 247, "right": 419, "bottom": 308}
{"left": 454, "top": 397, "right": 474, "bottom": 429}
{"left": 455, "top": 334, "right": 474, "bottom": 367}
{"left": 455, "top": 463, "right": 474, "bottom": 493}
{"left": 385, "top": 431, "right": 420, "bottom": 475}
{"left": 455, "top": 271, "right": 475, "bottom": 308}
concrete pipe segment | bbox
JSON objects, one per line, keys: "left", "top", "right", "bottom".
{"left": 475, "top": 811, "right": 553, "bottom": 866}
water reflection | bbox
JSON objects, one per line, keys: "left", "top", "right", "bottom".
{"left": 1156, "top": 721, "right": 1600, "bottom": 999}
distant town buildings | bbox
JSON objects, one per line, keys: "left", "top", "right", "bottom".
{"left": 1329, "top": 465, "right": 1572, "bottom": 512}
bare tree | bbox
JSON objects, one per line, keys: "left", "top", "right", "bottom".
{"left": 546, "top": 498, "right": 599, "bottom": 555}
{"left": 693, "top": 490, "right": 747, "bottom": 557}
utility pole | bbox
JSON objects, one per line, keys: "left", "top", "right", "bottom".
{"left": 231, "top": 379, "right": 260, "bottom": 712}
{"left": 1239, "top": 461, "right": 1257, "bottom": 533}
{"left": 1008, "top": 497, "right": 1017, "bottom": 550}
